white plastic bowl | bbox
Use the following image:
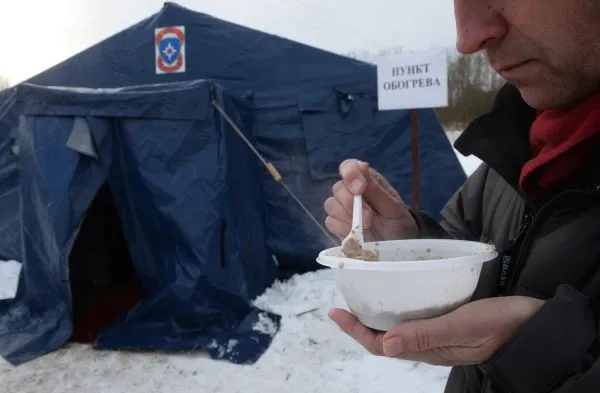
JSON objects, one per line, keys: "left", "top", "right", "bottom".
{"left": 317, "top": 238, "right": 498, "bottom": 331}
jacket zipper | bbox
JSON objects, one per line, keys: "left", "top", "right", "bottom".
{"left": 497, "top": 206, "right": 534, "bottom": 295}
{"left": 514, "top": 207, "right": 534, "bottom": 242}
{"left": 505, "top": 186, "right": 600, "bottom": 294}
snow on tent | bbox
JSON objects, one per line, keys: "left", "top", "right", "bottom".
{"left": 0, "top": 2, "right": 467, "bottom": 365}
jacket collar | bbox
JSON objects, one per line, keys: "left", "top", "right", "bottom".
{"left": 453, "top": 83, "right": 537, "bottom": 193}
{"left": 454, "top": 83, "right": 600, "bottom": 200}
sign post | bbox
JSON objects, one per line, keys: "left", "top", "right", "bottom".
{"left": 376, "top": 48, "right": 448, "bottom": 213}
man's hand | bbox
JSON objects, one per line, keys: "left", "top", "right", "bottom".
{"left": 329, "top": 296, "right": 546, "bottom": 366}
{"left": 324, "top": 159, "right": 418, "bottom": 241}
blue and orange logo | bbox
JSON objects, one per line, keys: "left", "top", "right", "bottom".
{"left": 154, "top": 26, "right": 186, "bottom": 74}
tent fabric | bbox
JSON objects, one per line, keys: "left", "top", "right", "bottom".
{"left": 0, "top": 87, "right": 21, "bottom": 261}
{"left": 26, "top": 3, "right": 373, "bottom": 90}
{"left": 0, "top": 80, "right": 280, "bottom": 365}
{"left": 0, "top": 2, "right": 466, "bottom": 270}
{"left": 249, "top": 84, "right": 466, "bottom": 272}
{"left": 0, "top": 2, "right": 467, "bottom": 365}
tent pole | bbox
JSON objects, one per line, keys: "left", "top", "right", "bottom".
{"left": 410, "top": 109, "right": 420, "bottom": 214}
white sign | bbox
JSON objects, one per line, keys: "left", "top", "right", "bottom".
{"left": 376, "top": 49, "right": 448, "bottom": 110}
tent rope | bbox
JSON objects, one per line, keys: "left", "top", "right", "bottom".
{"left": 211, "top": 100, "right": 339, "bottom": 248}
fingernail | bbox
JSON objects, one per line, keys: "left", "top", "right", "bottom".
{"left": 383, "top": 337, "right": 404, "bottom": 357}
{"left": 351, "top": 179, "right": 363, "bottom": 193}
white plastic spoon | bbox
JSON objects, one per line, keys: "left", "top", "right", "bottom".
{"left": 342, "top": 194, "right": 364, "bottom": 248}
{"left": 340, "top": 195, "right": 380, "bottom": 261}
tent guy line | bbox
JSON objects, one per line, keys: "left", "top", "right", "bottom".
{"left": 212, "top": 99, "right": 339, "bottom": 248}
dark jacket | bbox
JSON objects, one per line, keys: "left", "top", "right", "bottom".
{"left": 413, "top": 83, "right": 600, "bottom": 393}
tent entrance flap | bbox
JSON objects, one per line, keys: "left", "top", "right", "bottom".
{"left": 68, "top": 182, "right": 144, "bottom": 343}
{"left": 66, "top": 117, "right": 99, "bottom": 159}
{"left": 0, "top": 80, "right": 283, "bottom": 366}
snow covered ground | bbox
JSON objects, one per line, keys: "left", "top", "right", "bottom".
{"left": 0, "top": 264, "right": 450, "bottom": 393}
{"left": 453, "top": 149, "right": 482, "bottom": 177}
{"left": 0, "top": 260, "right": 19, "bottom": 300}
{"left": 447, "top": 130, "right": 483, "bottom": 177}
{"left": 0, "top": 143, "right": 478, "bottom": 392}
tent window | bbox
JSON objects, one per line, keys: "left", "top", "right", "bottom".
{"left": 297, "top": 91, "right": 376, "bottom": 179}
{"left": 68, "top": 182, "right": 144, "bottom": 342}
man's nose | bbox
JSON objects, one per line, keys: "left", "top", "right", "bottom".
{"left": 454, "top": 0, "right": 508, "bottom": 54}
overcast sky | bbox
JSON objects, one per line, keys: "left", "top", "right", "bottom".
{"left": 0, "top": 0, "right": 457, "bottom": 85}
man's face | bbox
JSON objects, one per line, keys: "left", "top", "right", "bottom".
{"left": 454, "top": 0, "right": 600, "bottom": 109}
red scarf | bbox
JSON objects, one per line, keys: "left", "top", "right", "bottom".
{"left": 519, "top": 91, "right": 600, "bottom": 200}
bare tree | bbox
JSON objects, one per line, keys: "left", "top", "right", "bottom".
{"left": 344, "top": 46, "right": 403, "bottom": 64}
{"left": 435, "top": 51, "right": 504, "bottom": 130}
{"left": 343, "top": 47, "right": 503, "bottom": 130}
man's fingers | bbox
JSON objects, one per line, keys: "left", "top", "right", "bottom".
{"left": 385, "top": 347, "right": 474, "bottom": 367}
{"left": 339, "top": 159, "right": 407, "bottom": 220}
{"left": 331, "top": 179, "right": 375, "bottom": 229}
{"left": 331, "top": 180, "right": 354, "bottom": 215}
{"left": 329, "top": 308, "right": 386, "bottom": 356}
{"left": 324, "top": 197, "right": 373, "bottom": 229}
{"left": 324, "top": 216, "right": 350, "bottom": 239}
{"left": 328, "top": 308, "right": 478, "bottom": 365}
{"left": 324, "top": 196, "right": 351, "bottom": 224}
{"left": 363, "top": 169, "right": 408, "bottom": 219}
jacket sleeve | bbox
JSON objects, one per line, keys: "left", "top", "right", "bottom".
{"left": 411, "top": 163, "right": 490, "bottom": 241}
{"left": 478, "top": 283, "right": 600, "bottom": 393}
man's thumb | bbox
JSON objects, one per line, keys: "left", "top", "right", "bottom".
{"left": 381, "top": 317, "right": 455, "bottom": 356}
{"left": 339, "top": 159, "right": 371, "bottom": 195}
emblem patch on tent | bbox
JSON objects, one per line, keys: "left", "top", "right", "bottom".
{"left": 154, "top": 26, "right": 186, "bottom": 74}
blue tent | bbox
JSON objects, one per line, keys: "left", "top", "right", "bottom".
{"left": 0, "top": 2, "right": 466, "bottom": 365}
{"left": 0, "top": 87, "right": 20, "bottom": 262}
{"left": 1, "top": 80, "right": 280, "bottom": 364}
